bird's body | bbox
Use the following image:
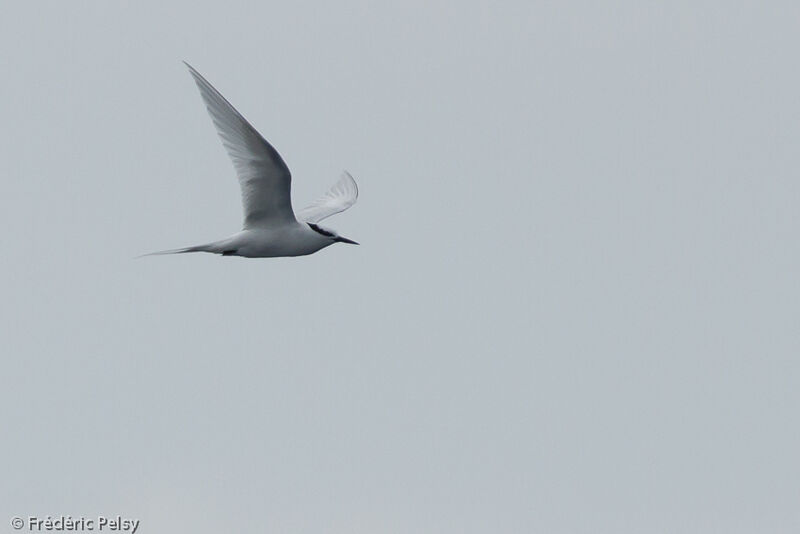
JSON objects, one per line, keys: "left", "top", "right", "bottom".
{"left": 164, "top": 224, "right": 345, "bottom": 258}
{"left": 217, "top": 226, "right": 334, "bottom": 258}
{"left": 147, "top": 62, "right": 359, "bottom": 259}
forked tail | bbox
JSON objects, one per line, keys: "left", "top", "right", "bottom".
{"left": 137, "top": 244, "right": 212, "bottom": 258}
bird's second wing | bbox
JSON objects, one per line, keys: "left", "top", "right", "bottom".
{"left": 185, "top": 62, "right": 296, "bottom": 228}
{"left": 297, "top": 171, "right": 359, "bottom": 223}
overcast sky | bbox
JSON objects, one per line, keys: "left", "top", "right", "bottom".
{"left": 1, "top": 2, "right": 798, "bottom": 533}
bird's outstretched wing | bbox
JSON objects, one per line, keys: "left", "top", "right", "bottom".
{"left": 297, "top": 171, "right": 359, "bottom": 223}
{"left": 184, "top": 62, "right": 296, "bottom": 228}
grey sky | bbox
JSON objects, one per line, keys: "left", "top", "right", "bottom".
{"left": 1, "top": 1, "right": 798, "bottom": 533}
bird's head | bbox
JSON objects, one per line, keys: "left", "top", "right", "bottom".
{"left": 308, "top": 223, "right": 359, "bottom": 245}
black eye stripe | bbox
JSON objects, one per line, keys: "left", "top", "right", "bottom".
{"left": 308, "top": 223, "right": 335, "bottom": 237}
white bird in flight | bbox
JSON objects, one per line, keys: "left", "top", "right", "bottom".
{"left": 147, "top": 62, "right": 359, "bottom": 258}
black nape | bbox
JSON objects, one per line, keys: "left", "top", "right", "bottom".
{"left": 307, "top": 223, "right": 335, "bottom": 238}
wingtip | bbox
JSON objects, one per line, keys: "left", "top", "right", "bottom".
{"left": 342, "top": 170, "right": 358, "bottom": 197}
{"left": 182, "top": 60, "right": 200, "bottom": 77}
{"left": 342, "top": 170, "right": 355, "bottom": 184}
